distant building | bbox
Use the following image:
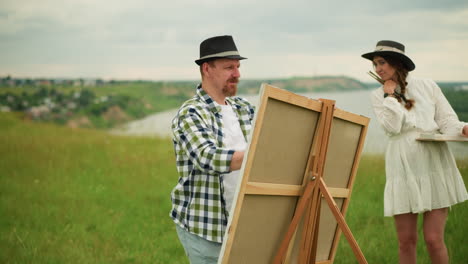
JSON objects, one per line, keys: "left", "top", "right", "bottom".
{"left": 28, "top": 105, "right": 50, "bottom": 119}
{"left": 454, "top": 85, "right": 468, "bottom": 91}
{"left": 83, "top": 79, "right": 97, "bottom": 87}
{"left": 0, "top": 105, "right": 11, "bottom": 112}
{"left": 35, "top": 79, "right": 52, "bottom": 87}
{"left": 73, "top": 79, "right": 82, "bottom": 87}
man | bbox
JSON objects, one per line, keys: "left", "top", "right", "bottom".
{"left": 170, "top": 35, "right": 255, "bottom": 263}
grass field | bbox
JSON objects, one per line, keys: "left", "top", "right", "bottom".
{"left": 1, "top": 112, "right": 467, "bottom": 263}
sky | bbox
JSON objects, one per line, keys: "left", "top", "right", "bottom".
{"left": 1, "top": 0, "right": 468, "bottom": 82}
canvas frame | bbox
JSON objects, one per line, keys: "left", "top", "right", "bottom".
{"left": 219, "top": 84, "right": 369, "bottom": 264}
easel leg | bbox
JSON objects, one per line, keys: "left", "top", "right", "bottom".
{"left": 319, "top": 178, "right": 368, "bottom": 264}
{"left": 273, "top": 178, "right": 318, "bottom": 264}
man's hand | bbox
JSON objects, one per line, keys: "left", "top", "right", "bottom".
{"left": 230, "top": 151, "right": 245, "bottom": 171}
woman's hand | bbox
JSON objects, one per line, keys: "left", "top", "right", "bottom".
{"left": 383, "top": 80, "right": 397, "bottom": 95}
{"left": 463, "top": 125, "right": 468, "bottom": 137}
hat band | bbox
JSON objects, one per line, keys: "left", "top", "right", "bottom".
{"left": 375, "top": 46, "right": 405, "bottom": 54}
{"left": 375, "top": 45, "right": 404, "bottom": 54}
{"left": 199, "top": 51, "right": 240, "bottom": 60}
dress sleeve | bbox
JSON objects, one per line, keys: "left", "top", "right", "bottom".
{"left": 174, "top": 107, "right": 234, "bottom": 174}
{"left": 371, "top": 90, "right": 407, "bottom": 135}
{"left": 431, "top": 80, "right": 467, "bottom": 135}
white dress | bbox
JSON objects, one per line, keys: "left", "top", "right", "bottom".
{"left": 371, "top": 75, "right": 468, "bottom": 216}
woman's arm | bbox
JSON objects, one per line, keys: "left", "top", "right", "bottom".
{"left": 431, "top": 80, "right": 467, "bottom": 135}
{"left": 371, "top": 87, "right": 407, "bottom": 135}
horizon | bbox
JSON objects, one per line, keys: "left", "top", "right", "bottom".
{"left": 2, "top": 74, "right": 468, "bottom": 84}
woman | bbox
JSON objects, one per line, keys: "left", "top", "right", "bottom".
{"left": 362, "top": 40, "right": 468, "bottom": 264}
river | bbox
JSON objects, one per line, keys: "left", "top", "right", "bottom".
{"left": 111, "top": 89, "right": 467, "bottom": 157}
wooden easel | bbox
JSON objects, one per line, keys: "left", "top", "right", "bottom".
{"left": 274, "top": 99, "right": 367, "bottom": 264}
{"left": 218, "top": 84, "right": 369, "bottom": 264}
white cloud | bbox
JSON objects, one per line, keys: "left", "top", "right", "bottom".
{"left": 1, "top": 1, "right": 468, "bottom": 81}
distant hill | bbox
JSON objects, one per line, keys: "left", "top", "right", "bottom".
{"left": 2, "top": 76, "right": 466, "bottom": 129}
{"left": 238, "top": 76, "right": 370, "bottom": 94}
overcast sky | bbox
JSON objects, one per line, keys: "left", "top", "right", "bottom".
{"left": 1, "top": 0, "right": 467, "bottom": 82}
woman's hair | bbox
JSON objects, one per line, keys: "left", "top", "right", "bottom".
{"left": 382, "top": 55, "right": 415, "bottom": 110}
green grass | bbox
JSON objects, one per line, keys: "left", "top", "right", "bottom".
{"left": 1, "top": 113, "right": 467, "bottom": 263}
{"left": 335, "top": 155, "right": 468, "bottom": 263}
{"left": 0, "top": 113, "right": 185, "bottom": 263}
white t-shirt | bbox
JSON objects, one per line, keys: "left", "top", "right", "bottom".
{"left": 219, "top": 103, "right": 247, "bottom": 212}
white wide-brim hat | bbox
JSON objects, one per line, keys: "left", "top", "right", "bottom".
{"left": 361, "top": 40, "right": 415, "bottom": 71}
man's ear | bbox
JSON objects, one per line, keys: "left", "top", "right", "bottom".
{"left": 202, "top": 61, "right": 214, "bottom": 77}
{"left": 202, "top": 62, "right": 208, "bottom": 76}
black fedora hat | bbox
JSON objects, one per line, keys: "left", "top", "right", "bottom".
{"left": 195, "top": 35, "right": 247, "bottom": 65}
{"left": 361, "top": 40, "right": 415, "bottom": 71}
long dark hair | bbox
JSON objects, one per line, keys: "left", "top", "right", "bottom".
{"left": 382, "top": 55, "right": 415, "bottom": 110}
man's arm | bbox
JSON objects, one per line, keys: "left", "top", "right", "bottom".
{"left": 174, "top": 108, "right": 235, "bottom": 174}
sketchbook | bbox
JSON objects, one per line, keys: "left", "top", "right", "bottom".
{"left": 416, "top": 133, "right": 468, "bottom": 142}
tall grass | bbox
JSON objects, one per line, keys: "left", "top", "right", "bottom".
{"left": 1, "top": 113, "right": 467, "bottom": 263}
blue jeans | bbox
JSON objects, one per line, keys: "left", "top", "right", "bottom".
{"left": 175, "top": 224, "right": 222, "bottom": 264}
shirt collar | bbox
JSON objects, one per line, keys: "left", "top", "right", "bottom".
{"left": 226, "top": 97, "right": 243, "bottom": 111}
{"left": 196, "top": 84, "right": 221, "bottom": 113}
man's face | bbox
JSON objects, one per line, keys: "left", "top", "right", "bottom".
{"left": 208, "top": 58, "right": 241, "bottom": 97}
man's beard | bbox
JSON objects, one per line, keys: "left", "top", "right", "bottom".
{"left": 222, "top": 78, "right": 239, "bottom": 97}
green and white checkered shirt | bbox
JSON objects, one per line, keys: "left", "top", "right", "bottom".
{"left": 170, "top": 85, "right": 255, "bottom": 243}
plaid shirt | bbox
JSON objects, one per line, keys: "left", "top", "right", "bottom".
{"left": 170, "top": 85, "right": 255, "bottom": 243}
